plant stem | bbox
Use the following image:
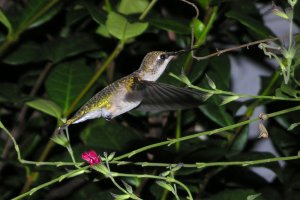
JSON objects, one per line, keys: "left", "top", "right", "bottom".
{"left": 13, "top": 166, "right": 89, "bottom": 200}
{"left": 175, "top": 110, "right": 181, "bottom": 151}
{"left": 113, "top": 105, "right": 300, "bottom": 161}
{"left": 112, "top": 172, "right": 193, "bottom": 200}
{"left": 139, "top": 0, "right": 158, "bottom": 20}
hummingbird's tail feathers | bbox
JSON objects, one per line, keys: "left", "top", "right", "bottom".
{"left": 133, "top": 81, "right": 205, "bottom": 112}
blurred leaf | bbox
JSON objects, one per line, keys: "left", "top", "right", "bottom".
{"left": 43, "top": 34, "right": 100, "bottom": 63}
{"left": 106, "top": 12, "right": 148, "bottom": 41}
{"left": 270, "top": 125, "right": 300, "bottom": 156}
{"left": 208, "top": 55, "right": 231, "bottom": 91}
{"left": 15, "top": 0, "right": 61, "bottom": 30}
{"left": 200, "top": 103, "right": 234, "bottom": 126}
{"left": 228, "top": 125, "right": 249, "bottom": 155}
{"left": 30, "top": 3, "right": 62, "bottom": 28}
{"left": 118, "top": 0, "right": 149, "bottom": 15}
{"left": 198, "top": 0, "right": 210, "bottom": 9}
{"left": 288, "top": 122, "right": 300, "bottom": 131}
{"left": 279, "top": 83, "right": 300, "bottom": 98}
{"left": 3, "top": 42, "right": 43, "bottom": 65}
{"left": 80, "top": 119, "right": 142, "bottom": 151}
{"left": 226, "top": 10, "right": 272, "bottom": 38}
{"left": 79, "top": 0, "right": 106, "bottom": 24}
{"left": 0, "top": 9, "right": 13, "bottom": 36}
{"left": 0, "top": 83, "right": 20, "bottom": 103}
{"left": 206, "top": 189, "right": 264, "bottom": 200}
{"left": 26, "top": 99, "right": 62, "bottom": 119}
{"left": 247, "top": 193, "right": 262, "bottom": 200}
{"left": 149, "top": 18, "right": 190, "bottom": 34}
{"left": 45, "top": 59, "right": 93, "bottom": 114}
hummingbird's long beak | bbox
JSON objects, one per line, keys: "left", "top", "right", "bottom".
{"left": 165, "top": 46, "right": 201, "bottom": 57}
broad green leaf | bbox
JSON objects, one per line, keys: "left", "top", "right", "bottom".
{"left": 26, "top": 99, "right": 62, "bottom": 119}
{"left": 3, "top": 42, "right": 43, "bottom": 65}
{"left": 227, "top": 125, "right": 249, "bottom": 156}
{"left": 45, "top": 59, "right": 93, "bottom": 114}
{"left": 15, "top": 0, "right": 61, "bottom": 30}
{"left": 43, "top": 34, "right": 100, "bottom": 63}
{"left": 208, "top": 55, "right": 231, "bottom": 91}
{"left": 220, "top": 96, "right": 239, "bottom": 105}
{"left": 80, "top": 119, "right": 141, "bottom": 151}
{"left": 149, "top": 18, "right": 190, "bottom": 34}
{"left": 118, "top": 0, "right": 149, "bottom": 15}
{"left": 226, "top": 10, "right": 272, "bottom": 38}
{"left": 200, "top": 103, "right": 234, "bottom": 126}
{"left": 106, "top": 12, "right": 148, "bottom": 41}
{"left": 0, "top": 9, "right": 13, "bottom": 36}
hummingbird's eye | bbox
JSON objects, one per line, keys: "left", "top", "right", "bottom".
{"left": 159, "top": 54, "right": 167, "bottom": 60}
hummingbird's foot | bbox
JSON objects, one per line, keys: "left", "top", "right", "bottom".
{"left": 104, "top": 114, "right": 113, "bottom": 121}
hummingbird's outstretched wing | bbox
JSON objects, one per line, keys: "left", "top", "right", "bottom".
{"left": 127, "top": 80, "right": 205, "bottom": 112}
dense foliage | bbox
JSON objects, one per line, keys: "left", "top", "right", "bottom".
{"left": 0, "top": 0, "right": 300, "bottom": 199}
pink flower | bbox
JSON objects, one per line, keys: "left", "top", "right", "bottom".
{"left": 81, "top": 150, "right": 101, "bottom": 165}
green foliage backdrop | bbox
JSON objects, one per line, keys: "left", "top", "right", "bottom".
{"left": 0, "top": 0, "right": 300, "bottom": 199}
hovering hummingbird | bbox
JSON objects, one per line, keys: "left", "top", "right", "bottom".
{"left": 59, "top": 49, "right": 204, "bottom": 129}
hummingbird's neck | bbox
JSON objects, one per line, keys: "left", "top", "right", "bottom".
{"left": 136, "top": 58, "right": 173, "bottom": 81}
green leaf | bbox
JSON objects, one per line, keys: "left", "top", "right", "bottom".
{"left": 106, "top": 12, "right": 148, "bottom": 41}
{"left": 247, "top": 193, "right": 262, "bottom": 200}
{"left": 0, "top": 9, "right": 13, "bottom": 36}
{"left": 156, "top": 181, "right": 173, "bottom": 192}
{"left": 226, "top": 10, "right": 272, "bottom": 38}
{"left": 200, "top": 103, "right": 234, "bottom": 126}
{"left": 207, "top": 189, "right": 264, "bottom": 200}
{"left": 205, "top": 74, "right": 216, "bottom": 89}
{"left": 26, "top": 99, "right": 62, "bottom": 119}
{"left": 51, "top": 134, "right": 69, "bottom": 147}
{"left": 118, "top": 0, "right": 149, "bottom": 15}
{"left": 227, "top": 125, "right": 249, "bottom": 156}
{"left": 193, "top": 19, "right": 205, "bottom": 40}
{"left": 288, "top": 122, "right": 300, "bottom": 131}
{"left": 149, "top": 18, "right": 190, "bottom": 34}
{"left": 80, "top": 119, "right": 141, "bottom": 151}
{"left": 15, "top": 0, "right": 62, "bottom": 30}
{"left": 220, "top": 96, "right": 240, "bottom": 105}
{"left": 121, "top": 180, "right": 133, "bottom": 194}
{"left": 43, "top": 34, "right": 100, "bottom": 63}
{"left": 3, "top": 42, "right": 43, "bottom": 65}
{"left": 45, "top": 59, "right": 93, "bottom": 114}
{"left": 29, "top": 3, "right": 62, "bottom": 28}
{"left": 79, "top": 0, "right": 106, "bottom": 24}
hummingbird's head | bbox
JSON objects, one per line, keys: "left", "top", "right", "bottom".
{"left": 137, "top": 51, "right": 175, "bottom": 81}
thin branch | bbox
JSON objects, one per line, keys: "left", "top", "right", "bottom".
{"left": 192, "top": 37, "right": 280, "bottom": 60}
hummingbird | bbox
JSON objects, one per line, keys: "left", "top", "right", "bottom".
{"left": 59, "top": 49, "right": 204, "bottom": 129}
